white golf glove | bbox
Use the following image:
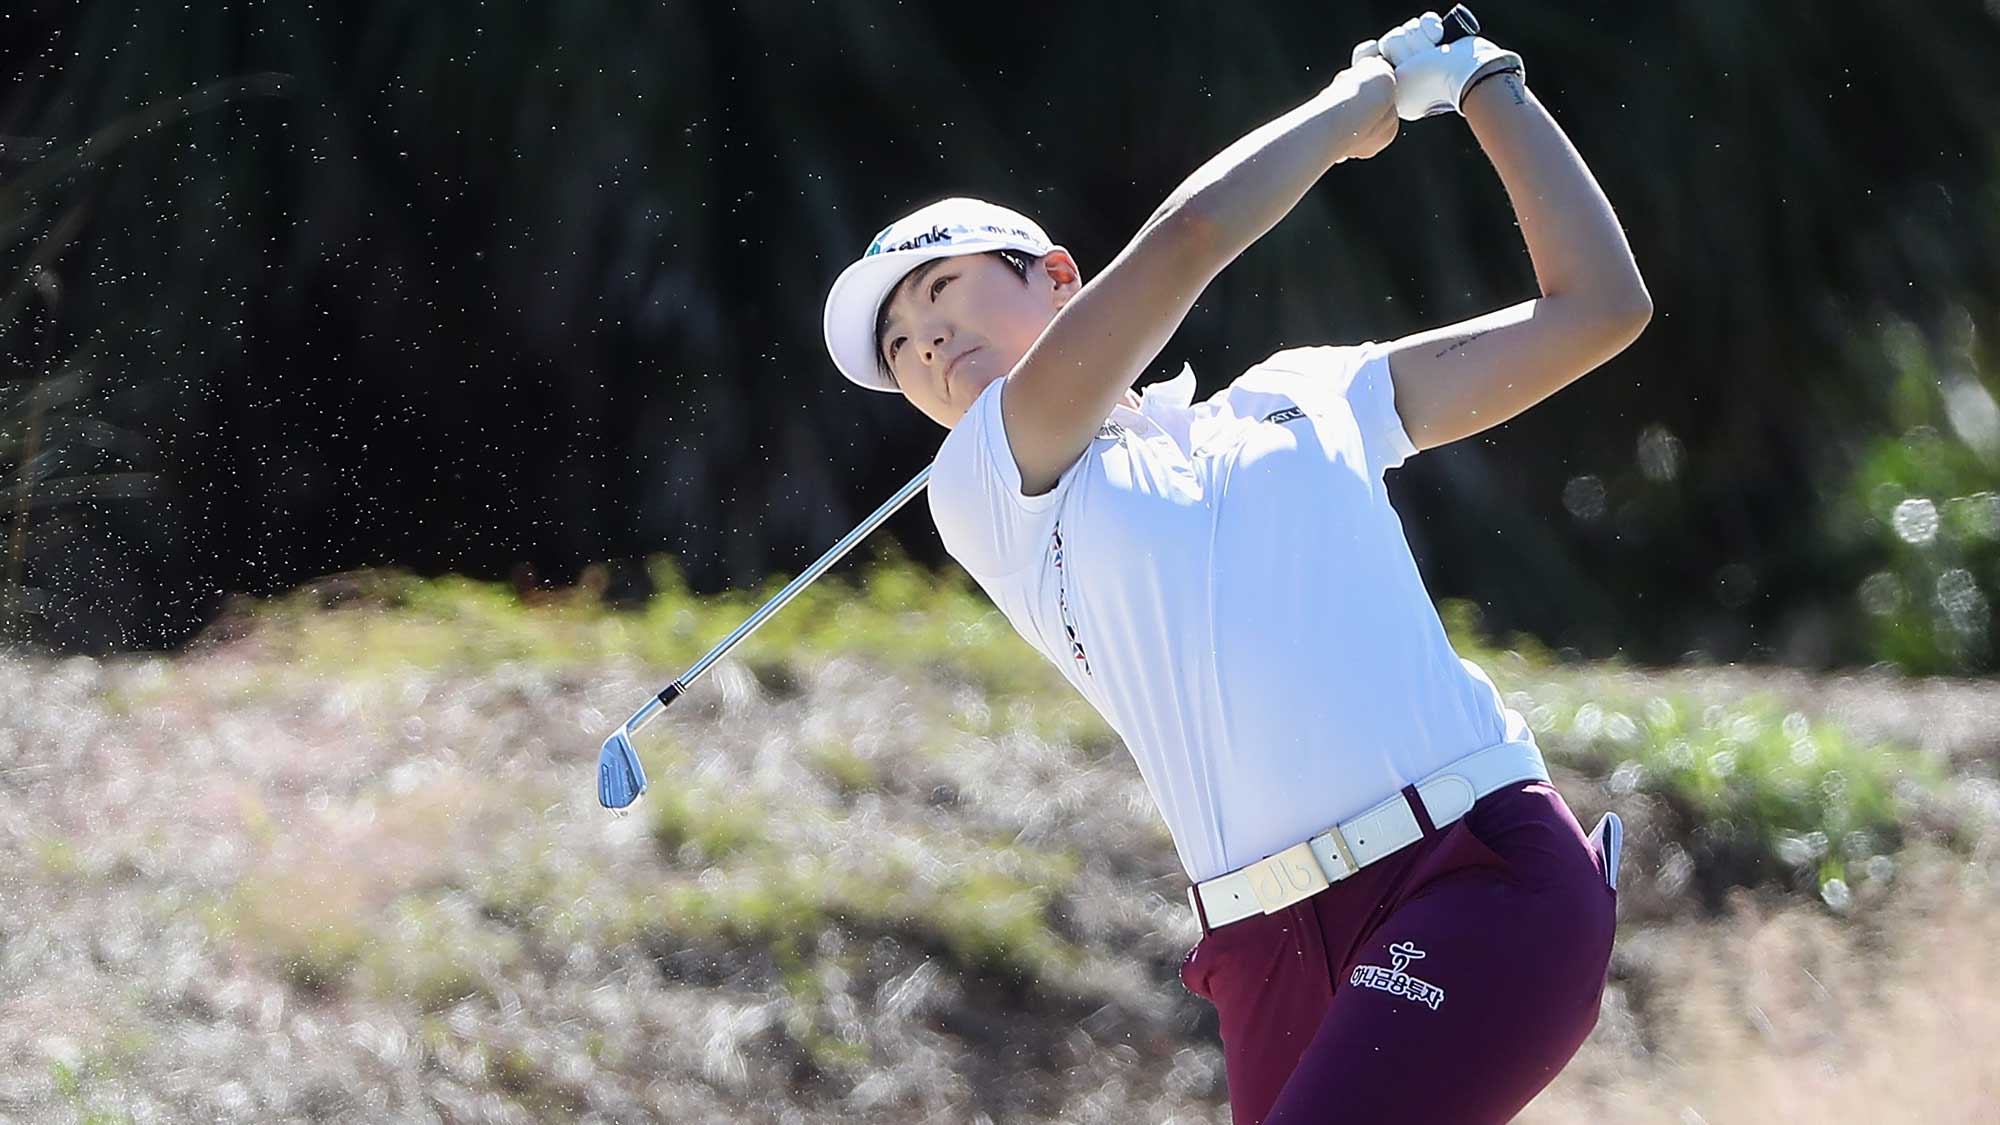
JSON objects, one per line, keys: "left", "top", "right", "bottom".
{"left": 1352, "top": 11, "right": 1524, "bottom": 121}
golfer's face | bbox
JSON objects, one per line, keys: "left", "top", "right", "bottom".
{"left": 879, "top": 250, "right": 1075, "bottom": 428}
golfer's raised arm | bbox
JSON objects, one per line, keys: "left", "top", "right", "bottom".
{"left": 1004, "top": 61, "right": 1398, "bottom": 495}
{"left": 1380, "top": 65, "right": 1652, "bottom": 451}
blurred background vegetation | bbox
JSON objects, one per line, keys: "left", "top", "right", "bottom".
{"left": 6, "top": 558, "right": 1997, "bottom": 1120}
{"left": 6, "top": 6, "right": 2000, "bottom": 1118}
{"left": 2, "top": 0, "right": 1998, "bottom": 669}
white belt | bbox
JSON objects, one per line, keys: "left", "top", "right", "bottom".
{"left": 1189, "top": 741, "right": 1550, "bottom": 931}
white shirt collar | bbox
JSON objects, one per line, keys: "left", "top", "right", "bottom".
{"left": 1113, "top": 361, "right": 1196, "bottom": 421}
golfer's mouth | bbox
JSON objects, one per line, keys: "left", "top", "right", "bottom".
{"left": 946, "top": 347, "right": 980, "bottom": 392}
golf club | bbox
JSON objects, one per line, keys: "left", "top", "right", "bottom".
{"left": 594, "top": 2, "right": 1481, "bottom": 811}
{"left": 597, "top": 465, "right": 932, "bottom": 809}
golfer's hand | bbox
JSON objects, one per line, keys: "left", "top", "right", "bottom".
{"left": 1329, "top": 53, "right": 1398, "bottom": 161}
{"left": 1356, "top": 11, "right": 1524, "bottom": 121}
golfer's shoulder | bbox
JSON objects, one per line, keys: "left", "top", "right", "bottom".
{"left": 1230, "top": 342, "right": 1377, "bottom": 394}
{"left": 927, "top": 376, "right": 1069, "bottom": 577}
{"left": 930, "top": 375, "right": 1009, "bottom": 483}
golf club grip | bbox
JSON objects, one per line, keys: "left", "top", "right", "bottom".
{"left": 1439, "top": 5, "right": 1479, "bottom": 44}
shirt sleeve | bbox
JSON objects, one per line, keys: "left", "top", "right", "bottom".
{"left": 926, "top": 375, "right": 1077, "bottom": 579}
{"left": 1258, "top": 342, "right": 1420, "bottom": 475}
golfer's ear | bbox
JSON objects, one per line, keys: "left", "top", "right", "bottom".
{"left": 1042, "top": 247, "right": 1082, "bottom": 300}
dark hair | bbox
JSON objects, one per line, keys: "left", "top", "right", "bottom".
{"left": 874, "top": 249, "right": 1037, "bottom": 388}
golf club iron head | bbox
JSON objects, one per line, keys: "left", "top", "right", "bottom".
{"left": 592, "top": 467, "right": 932, "bottom": 812}
{"left": 597, "top": 728, "right": 648, "bottom": 810}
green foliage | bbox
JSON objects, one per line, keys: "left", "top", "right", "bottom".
{"left": 1527, "top": 687, "right": 1946, "bottom": 898}
{"left": 923, "top": 869, "right": 1076, "bottom": 980}
{"left": 411, "top": 1021, "right": 589, "bottom": 1119}
{"left": 649, "top": 841, "right": 1083, "bottom": 986}
{"left": 247, "top": 556, "right": 1970, "bottom": 913}
{"left": 805, "top": 740, "right": 881, "bottom": 796}
{"left": 1436, "top": 598, "right": 1557, "bottom": 670}
{"left": 1435, "top": 599, "right": 1961, "bottom": 904}
{"left": 1835, "top": 319, "right": 2000, "bottom": 672}
{"left": 31, "top": 834, "right": 84, "bottom": 880}
{"left": 244, "top": 549, "right": 1070, "bottom": 702}
{"left": 366, "top": 898, "right": 525, "bottom": 1013}
{"left": 662, "top": 869, "right": 833, "bottom": 959}
{"left": 49, "top": 1058, "right": 135, "bottom": 1125}
{"left": 472, "top": 849, "right": 644, "bottom": 950}
{"left": 649, "top": 786, "right": 767, "bottom": 865}
{"left": 786, "top": 1019, "right": 873, "bottom": 1075}
{"left": 208, "top": 871, "right": 373, "bottom": 995}
{"left": 12, "top": 548, "right": 1992, "bottom": 1117}
{"left": 470, "top": 785, "right": 1085, "bottom": 994}
{"left": 270, "top": 928, "right": 367, "bottom": 995}
{"left": 45, "top": 1017, "right": 150, "bottom": 1125}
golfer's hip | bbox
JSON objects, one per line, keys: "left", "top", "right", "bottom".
{"left": 1188, "top": 740, "right": 1550, "bottom": 932}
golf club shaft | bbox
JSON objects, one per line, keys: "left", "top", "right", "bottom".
{"left": 615, "top": 463, "right": 933, "bottom": 740}
{"left": 605, "top": 0, "right": 1481, "bottom": 770}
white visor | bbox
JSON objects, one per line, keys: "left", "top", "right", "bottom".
{"left": 822, "top": 197, "right": 1054, "bottom": 392}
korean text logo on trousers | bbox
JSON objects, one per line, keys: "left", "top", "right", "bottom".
{"left": 1349, "top": 940, "right": 1447, "bottom": 1010}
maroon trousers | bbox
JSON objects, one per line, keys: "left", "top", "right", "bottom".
{"left": 1179, "top": 780, "right": 1618, "bottom": 1124}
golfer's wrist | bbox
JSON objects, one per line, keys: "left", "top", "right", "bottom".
{"left": 1317, "top": 73, "right": 1392, "bottom": 160}
{"left": 1459, "top": 67, "right": 1526, "bottom": 121}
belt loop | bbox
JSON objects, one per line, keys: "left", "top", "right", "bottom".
{"left": 1401, "top": 783, "right": 1439, "bottom": 837}
{"left": 1187, "top": 884, "right": 1213, "bottom": 935}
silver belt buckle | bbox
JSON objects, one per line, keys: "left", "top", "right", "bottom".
{"left": 1313, "top": 821, "right": 1361, "bottom": 881}
{"left": 1247, "top": 839, "right": 1330, "bottom": 914}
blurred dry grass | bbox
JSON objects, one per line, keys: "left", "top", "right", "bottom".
{"left": 0, "top": 563, "right": 1995, "bottom": 1122}
{"left": 1527, "top": 843, "right": 2000, "bottom": 1124}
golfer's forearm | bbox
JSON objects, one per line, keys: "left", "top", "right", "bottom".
{"left": 1155, "top": 80, "right": 1382, "bottom": 265}
{"left": 1462, "top": 73, "right": 1649, "bottom": 316}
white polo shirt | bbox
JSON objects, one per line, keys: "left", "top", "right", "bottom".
{"left": 927, "top": 342, "right": 1538, "bottom": 883}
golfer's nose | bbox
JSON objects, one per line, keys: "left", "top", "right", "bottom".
{"left": 922, "top": 333, "right": 949, "bottom": 367}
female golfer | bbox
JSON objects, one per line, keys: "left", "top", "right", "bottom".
{"left": 822, "top": 13, "right": 1645, "bottom": 1123}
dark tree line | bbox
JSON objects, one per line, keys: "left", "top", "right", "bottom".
{"left": 2, "top": 0, "right": 1997, "bottom": 665}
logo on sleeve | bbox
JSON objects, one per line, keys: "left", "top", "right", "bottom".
{"left": 1262, "top": 406, "right": 1306, "bottom": 426}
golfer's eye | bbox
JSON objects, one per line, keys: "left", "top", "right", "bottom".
{"left": 930, "top": 275, "right": 952, "bottom": 300}
{"left": 887, "top": 336, "right": 904, "bottom": 362}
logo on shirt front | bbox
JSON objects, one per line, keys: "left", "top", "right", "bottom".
{"left": 1051, "top": 522, "right": 1091, "bottom": 676}
{"left": 1349, "top": 941, "right": 1446, "bottom": 1010}
{"left": 1262, "top": 406, "right": 1306, "bottom": 426}
{"left": 1096, "top": 421, "right": 1125, "bottom": 441}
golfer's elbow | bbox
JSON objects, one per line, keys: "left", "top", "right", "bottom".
{"left": 1602, "top": 276, "right": 1654, "bottom": 349}
{"left": 1608, "top": 266, "right": 1654, "bottom": 328}
{"left": 1138, "top": 195, "right": 1224, "bottom": 268}
{"left": 1566, "top": 270, "right": 1652, "bottom": 355}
